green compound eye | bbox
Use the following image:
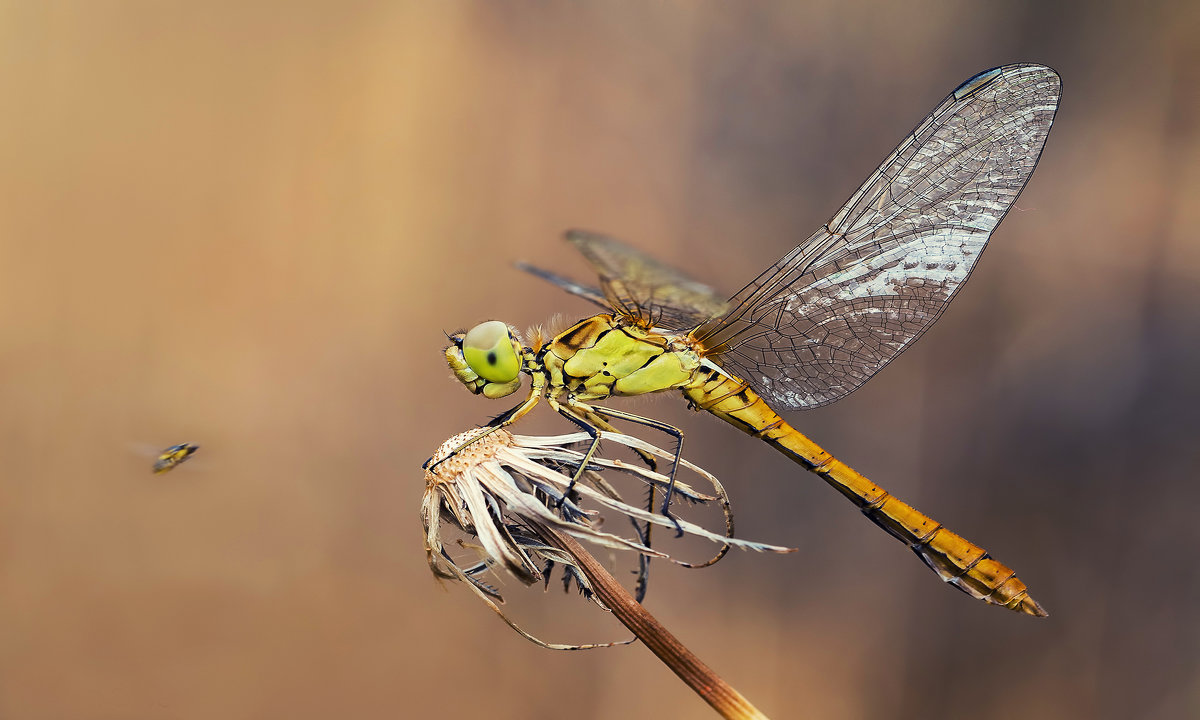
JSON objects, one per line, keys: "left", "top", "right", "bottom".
{"left": 462, "top": 321, "right": 520, "bottom": 383}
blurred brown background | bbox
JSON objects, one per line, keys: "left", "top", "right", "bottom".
{"left": 1, "top": 1, "right": 1196, "bottom": 718}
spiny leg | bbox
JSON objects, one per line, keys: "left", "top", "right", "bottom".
{"left": 554, "top": 402, "right": 658, "bottom": 602}
{"left": 552, "top": 399, "right": 682, "bottom": 512}
{"left": 545, "top": 398, "right": 604, "bottom": 512}
{"left": 422, "top": 389, "right": 542, "bottom": 471}
{"left": 549, "top": 398, "right": 685, "bottom": 600}
{"left": 565, "top": 404, "right": 659, "bottom": 603}
{"left": 586, "top": 405, "right": 687, "bottom": 539}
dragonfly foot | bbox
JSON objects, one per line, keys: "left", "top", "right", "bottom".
{"left": 554, "top": 476, "right": 583, "bottom": 516}
{"left": 662, "top": 507, "right": 684, "bottom": 538}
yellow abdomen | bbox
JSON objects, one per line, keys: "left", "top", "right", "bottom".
{"left": 682, "top": 367, "right": 1046, "bottom": 616}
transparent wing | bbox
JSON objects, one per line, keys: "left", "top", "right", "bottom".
{"left": 529, "top": 230, "right": 729, "bottom": 331}
{"left": 694, "top": 64, "right": 1061, "bottom": 408}
{"left": 514, "top": 261, "right": 612, "bottom": 312}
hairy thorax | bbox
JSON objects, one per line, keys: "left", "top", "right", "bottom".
{"left": 538, "top": 315, "right": 702, "bottom": 401}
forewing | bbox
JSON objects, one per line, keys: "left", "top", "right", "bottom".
{"left": 515, "top": 261, "right": 612, "bottom": 312}
{"left": 695, "top": 64, "right": 1061, "bottom": 408}
{"left": 561, "top": 230, "right": 728, "bottom": 331}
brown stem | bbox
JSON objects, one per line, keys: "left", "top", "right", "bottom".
{"left": 529, "top": 519, "right": 771, "bottom": 720}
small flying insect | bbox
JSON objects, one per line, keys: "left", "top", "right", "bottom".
{"left": 153, "top": 443, "right": 200, "bottom": 474}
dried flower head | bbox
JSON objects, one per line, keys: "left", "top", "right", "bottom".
{"left": 422, "top": 427, "right": 792, "bottom": 649}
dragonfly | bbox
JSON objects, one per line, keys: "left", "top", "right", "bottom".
{"left": 153, "top": 442, "right": 200, "bottom": 474}
{"left": 444, "top": 64, "right": 1060, "bottom": 615}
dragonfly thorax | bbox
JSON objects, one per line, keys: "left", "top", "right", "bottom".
{"left": 540, "top": 315, "right": 701, "bottom": 402}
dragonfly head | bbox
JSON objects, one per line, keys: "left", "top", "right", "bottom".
{"left": 445, "top": 320, "right": 524, "bottom": 399}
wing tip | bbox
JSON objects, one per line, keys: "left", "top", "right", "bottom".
{"left": 957, "top": 64, "right": 1062, "bottom": 102}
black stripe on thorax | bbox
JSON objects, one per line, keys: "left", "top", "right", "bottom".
{"left": 556, "top": 316, "right": 612, "bottom": 349}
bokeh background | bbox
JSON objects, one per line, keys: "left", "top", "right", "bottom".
{"left": 1, "top": 2, "right": 1197, "bottom": 718}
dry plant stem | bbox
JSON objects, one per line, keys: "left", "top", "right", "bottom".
{"left": 528, "top": 518, "right": 771, "bottom": 720}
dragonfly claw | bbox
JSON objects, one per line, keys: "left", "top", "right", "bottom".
{"left": 661, "top": 504, "right": 685, "bottom": 538}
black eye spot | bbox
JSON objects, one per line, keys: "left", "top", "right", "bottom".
{"left": 487, "top": 351, "right": 497, "bottom": 365}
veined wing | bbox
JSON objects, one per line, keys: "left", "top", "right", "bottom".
{"left": 694, "top": 64, "right": 1061, "bottom": 408}
{"left": 514, "top": 261, "right": 612, "bottom": 312}
{"left": 521, "top": 230, "right": 729, "bottom": 332}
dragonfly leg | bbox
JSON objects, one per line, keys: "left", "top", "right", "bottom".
{"left": 554, "top": 402, "right": 658, "bottom": 602}
{"left": 423, "top": 385, "right": 543, "bottom": 471}
{"left": 553, "top": 399, "right": 674, "bottom": 600}
{"left": 568, "top": 407, "right": 658, "bottom": 472}
{"left": 545, "top": 396, "right": 604, "bottom": 510}
{"left": 587, "top": 405, "right": 687, "bottom": 539}
{"left": 547, "top": 398, "right": 663, "bottom": 519}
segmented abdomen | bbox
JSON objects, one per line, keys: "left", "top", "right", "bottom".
{"left": 682, "top": 368, "right": 1046, "bottom": 616}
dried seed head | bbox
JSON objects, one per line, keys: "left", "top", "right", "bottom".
{"left": 424, "top": 427, "right": 506, "bottom": 486}
{"left": 421, "top": 427, "right": 793, "bottom": 649}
